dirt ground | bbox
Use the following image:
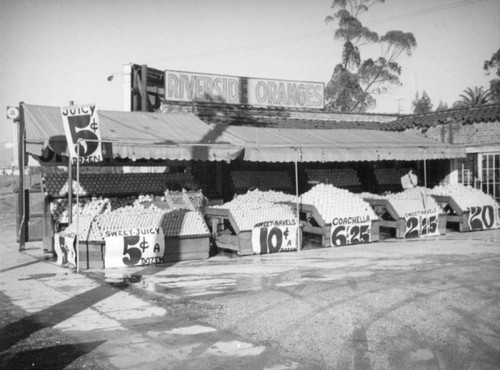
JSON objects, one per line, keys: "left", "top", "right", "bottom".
{"left": 2, "top": 187, "right": 500, "bottom": 369}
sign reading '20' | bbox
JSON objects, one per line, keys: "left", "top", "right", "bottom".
{"left": 467, "top": 205, "right": 500, "bottom": 231}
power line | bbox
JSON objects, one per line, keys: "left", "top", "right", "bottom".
{"left": 139, "top": 0, "right": 486, "bottom": 65}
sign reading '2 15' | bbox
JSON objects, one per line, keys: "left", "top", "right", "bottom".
{"left": 61, "top": 104, "right": 103, "bottom": 164}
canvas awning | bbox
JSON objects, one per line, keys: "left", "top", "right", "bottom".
{"left": 220, "top": 125, "right": 466, "bottom": 162}
{"left": 21, "top": 104, "right": 465, "bottom": 164}
{"left": 22, "top": 104, "right": 243, "bottom": 162}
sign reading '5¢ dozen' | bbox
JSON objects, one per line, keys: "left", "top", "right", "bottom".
{"left": 104, "top": 228, "right": 166, "bottom": 268}
{"left": 61, "top": 104, "right": 103, "bottom": 164}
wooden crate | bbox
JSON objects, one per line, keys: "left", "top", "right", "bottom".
{"left": 431, "top": 195, "right": 470, "bottom": 232}
{"left": 365, "top": 198, "right": 447, "bottom": 238}
{"left": 78, "top": 241, "right": 105, "bottom": 270}
{"left": 291, "top": 202, "right": 379, "bottom": 247}
{"left": 206, "top": 207, "right": 302, "bottom": 255}
{"left": 205, "top": 207, "right": 253, "bottom": 256}
{"left": 164, "top": 235, "right": 210, "bottom": 261}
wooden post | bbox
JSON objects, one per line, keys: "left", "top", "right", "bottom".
{"left": 141, "top": 64, "right": 148, "bottom": 111}
{"left": 17, "top": 103, "right": 26, "bottom": 250}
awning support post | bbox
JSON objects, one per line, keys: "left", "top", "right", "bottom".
{"left": 17, "top": 103, "right": 26, "bottom": 251}
{"left": 75, "top": 141, "right": 80, "bottom": 273}
{"left": 295, "top": 148, "right": 301, "bottom": 251}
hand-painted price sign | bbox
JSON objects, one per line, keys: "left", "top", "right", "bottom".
{"left": 467, "top": 205, "right": 500, "bottom": 231}
{"left": 252, "top": 220, "right": 298, "bottom": 254}
{"left": 54, "top": 232, "right": 77, "bottom": 267}
{"left": 104, "top": 228, "right": 165, "bottom": 268}
{"left": 403, "top": 209, "right": 440, "bottom": 238}
{"left": 61, "top": 104, "right": 103, "bottom": 164}
{"left": 330, "top": 220, "right": 371, "bottom": 247}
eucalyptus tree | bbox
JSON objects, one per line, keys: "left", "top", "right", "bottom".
{"left": 484, "top": 48, "right": 500, "bottom": 102}
{"left": 412, "top": 91, "right": 433, "bottom": 114}
{"left": 324, "top": 0, "right": 417, "bottom": 112}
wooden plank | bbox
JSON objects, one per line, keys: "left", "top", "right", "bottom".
{"left": 371, "top": 220, "right": 380, "bottom": 242}
{"left": 438, "top": 214, "right": 447, "bottom": 235}
{"left": 206, "top": 208, "right": 242, "bottom": 234}
{"left": 78, "top": 241, "right": 104, "bottom": 269}
{"left": 289, "top": 203, "right": 327, "bottom": 227}
{"left": 164, "top": 251, "right": 209, "bottom": 262}
{"left": 164, "top": 236, "right": 210, "bottom": 255}
{"left": 378, "top": 219, "right": 398, "bottom": 228}
{"left": 395, "top": 218, "right": 406, "bottom": 239}
{"left": 237, "top": 231, "right": 253, "bottom": 256}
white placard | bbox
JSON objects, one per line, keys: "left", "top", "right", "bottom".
{"left": 403, "top": 208, "right": 441, "bottom": 238}
{"left": 104, "top": 228, "right": 165, "bottom": 268}
{"left": 330, "top": 215, "right": 372, "bottom": 247}
{"left": 251, "top": 219, "right": 298, "bottom": 254}
{"left": 61, "top": 104, "right": 103, "bottom": 164}
{"left": 54, "top": 232, "right": 77, "bottom": 267}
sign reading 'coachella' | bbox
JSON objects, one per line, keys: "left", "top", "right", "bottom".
{"left": 165, "top": 70, "right": 324, "bottom": 109}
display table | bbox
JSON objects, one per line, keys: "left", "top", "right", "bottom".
{"left": 290, "top": 202, "right": 380, "bottom": 247}
{"left": 206, "top": 189, "right": 301, "bottom": 256}
{"left": 205, "top": 207, "right": 253, "bottom": 256}
{"left": 364, "top": 197, "right": 446, "bottom": 239}
{"left": 431, "top": 195, "right": 500, "bottom": 232}
{"left": 53, "top": 193, "right": 211, "bottom": 269}
{"left": 431, "top": 195, "right": 470, "bottom": 232}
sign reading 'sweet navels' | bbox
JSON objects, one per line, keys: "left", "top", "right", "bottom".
{"left": 165, "top": 70, "right": 324, "bottom": 109}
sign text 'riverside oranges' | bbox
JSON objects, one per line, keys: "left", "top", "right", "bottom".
{"left": 165, "top": 70, "right": 324, "bottom": 109}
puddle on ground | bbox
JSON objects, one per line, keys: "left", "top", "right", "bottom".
{"left": 18, "top": 272, "right": 58, "bottom": 280}
{"left": 165, "top": 325, "right": 217, "bottom": 335}
{"left": 203, "top": 340, "right": 266, "bottom": 357}
{"left": 410, "top": 348, "right": 435, "bottom": 362}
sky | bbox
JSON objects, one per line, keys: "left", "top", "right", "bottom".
{"left": 1, "top": 0, "right": 499, "bottom": 164}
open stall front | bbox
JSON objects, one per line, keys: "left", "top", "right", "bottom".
{"left": 17, "top": 103, "right": 243, "bottom": 269}
{"left": 204, "top": 125, "right": 467, "bottom": 250}
{"left": 17, "top": 103, "right": 471, "bottom": 268}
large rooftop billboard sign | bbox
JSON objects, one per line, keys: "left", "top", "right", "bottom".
{"left": 164, "top": 70, "right": 324, "bottom": 109}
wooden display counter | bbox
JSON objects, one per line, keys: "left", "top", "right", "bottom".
{"left": 205, "top": 206, "right": 302, "bottom": 256}
{"left": 205, "top": 207, "right": 253, "bottom": 256}
{"left": 430, "top": 195, "right": 500, "bottom": 232}
{"left": 364, "top": 198, "right": 446, "bottom": 239}
{"left": 290, "top": 203, "right": 380, "bottom": 247}
{"left": 430, "top": 195, "right": 470, "bottom": 232}
{"left": 57, "top": 233, "right": 210, "bottom": 270}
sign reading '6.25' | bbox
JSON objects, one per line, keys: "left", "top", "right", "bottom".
{"left": 61, "top": 104, "right": 103, "bottom": 164}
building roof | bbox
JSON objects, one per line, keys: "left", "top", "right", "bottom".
{"left": 381, "top": 104, "right": 500, "bottom": 131}
{"left": 160, "top": 101, "right": 397, "bottom": 130}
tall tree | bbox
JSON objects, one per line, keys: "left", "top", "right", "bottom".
{"left": 484, "top": 48, "right": 500, "bottom": 102}
{"left": 412, "top": 91, "right": 433, "bottom": 114}
{"left": 324, "top": 0, "right": 417, "bottom": 112}
{"left": 453, "top": 86, "right": 492, "bottom": 108}
{"left": 435, "top": 100, "right": 449, "bottom": 111}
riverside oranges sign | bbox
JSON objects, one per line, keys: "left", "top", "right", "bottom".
{"left": 165, "top": 70, "right": 324, "bottom": 109}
